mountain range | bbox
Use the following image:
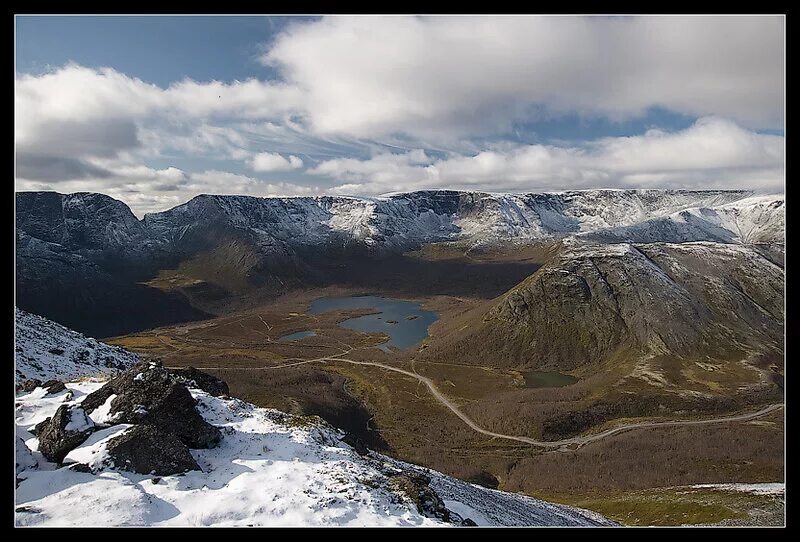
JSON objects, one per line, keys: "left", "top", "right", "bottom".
{"left": 15, "top": 189, "right": 784, "bottom": 337}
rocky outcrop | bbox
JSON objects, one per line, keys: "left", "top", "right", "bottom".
{"left": 81, "top": 361, "right": 221, "bottom": 449}
{"left": 105, "top": 425, "right": 201, "bottom": 476}
{"left": 168, "top": 367, "right": 229, "bottom": 397}
{"left": 341, "top": 433, "right": 369, "bottom": 456}
{"left": 36, "top": 405, "right": 95, "bottom": 463}
{"left": 388, "top": 471, "right": 451, "bottom": 522}
{"left": 16, "top": 438, "right": 37, "bottom": 475}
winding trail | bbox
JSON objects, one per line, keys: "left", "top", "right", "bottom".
{"left": 178, "top": 355, "right": 783, "bottom": 451}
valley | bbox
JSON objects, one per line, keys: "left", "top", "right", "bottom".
{"left": 107, "top": 245, "right": 784, "bottom": 525}
{"left": 17, "top": 189, "right": 785, "bottom": 526}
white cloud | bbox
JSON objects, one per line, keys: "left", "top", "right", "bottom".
{"left": 264, "top": 15, "right": 784, "bottom": 138}
{"left": 309, "top": 117, "right": 785, "bottom": 194}
{"left": 14, "top": 64, "right": 303, "bottom": 182}
{"left": 248, "top": 152, "right": 304, "bottom": 172}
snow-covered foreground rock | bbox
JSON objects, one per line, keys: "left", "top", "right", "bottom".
{"left": 15, "top": 308, "right": 139, "bottom": 382}
{"left": 15, "top": 379, "right": 614, "bottom": 527}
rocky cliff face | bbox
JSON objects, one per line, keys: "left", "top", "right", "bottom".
{"left": 140, "top": 188, "right": 765, "bottom": 249}
{"left": 16, "top": 191, "right": 147, "bottom": 254}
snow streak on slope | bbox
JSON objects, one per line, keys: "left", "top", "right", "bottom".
{"left": 15, "top": 308, "right": 139, "bottom": 382}
{"left": 689, "top": 483, "right": 785, "bottom": 496}
{"left": 582, "top": 195, "right": 785, "bottom": 245}
{"left": 15, "top": 380, "right": 614, "bottom": 527}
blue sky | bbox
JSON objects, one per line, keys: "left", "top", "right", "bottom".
{"left": 15, "top": 15, "right": 785, "bottom": 215}
{"left": 16, "top": 16, "right": 306, "bottom": 85}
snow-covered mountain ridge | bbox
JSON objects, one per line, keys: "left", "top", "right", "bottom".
{"left": 142, "top": 189, "right": 780, "bottom": 248}
{"left": 18, "top": 189, "right": 782, "bottom": 253}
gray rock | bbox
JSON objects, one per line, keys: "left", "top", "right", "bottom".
{"left": 168, "top": 366, "right": 229, "bottom": 397}
{"left": 42, "top": 379, "right": 66, "bottom": 394}
{"left": 36, "top": 405, "right": 94, "bottom": 463}
{"left": 18, "top": 379, "right": 42, "bottom": 393}
{"left": 16, "top": 438, "right": 37, "bottom": 474}
{"left": 82, "top": 361, "right": 221, "bottom": 449}
{"left": 388, "top": 471, "right": 451, "bottom": 522}
{"left": 106, "top": 425, "right": 200, "bottom": 476}
{"left": 342, "top": 433, "right": 369, "bottom": 456}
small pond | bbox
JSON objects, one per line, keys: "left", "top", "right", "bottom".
{"left": 523, "top": 370, "right": 579, "bottom": 388}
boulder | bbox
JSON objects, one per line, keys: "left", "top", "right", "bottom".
{"left": 42, "top": 380, "right": 66, "bottom": 394}
{"left": 388, "top": 471, "right": 451, "bottom": 522}
{"left": 168, "top": 367, "right": 229, "bottom": 397}
{"left": 36, "top": 405, "right": 95, "bottom": 463}
{"left": 105, "top": 424, "right": 200, "bottom": 476}
{"left": 82, "top": 361, "right": 221, "bottom": 449}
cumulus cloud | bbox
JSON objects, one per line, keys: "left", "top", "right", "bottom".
{"left": 14, "top": 64, "right": 303, "bottom": 183}
{"left": 309, "top": 118, "right": 785, "bottom": 194}
{"left": 264, "top": 15, "right": 784, "bottom": 137}
{"left": 248, "top": 152, "right": 304, "bottom": 172}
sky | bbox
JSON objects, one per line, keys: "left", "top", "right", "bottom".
{"left": 15, "top": 15, "right": 785, "bottom": 217}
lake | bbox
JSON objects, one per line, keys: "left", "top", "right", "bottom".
{"left": 523, "top": 370, "right": 578, "bottom": 388}
{"left": 308, "top": 296, "right": 438, "bottom": 352}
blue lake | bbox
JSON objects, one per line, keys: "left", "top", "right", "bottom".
{"left": 308, "top": 296, "right": 438, "bottom": 352}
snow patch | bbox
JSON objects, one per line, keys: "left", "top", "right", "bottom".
{"left": 88, "top": 394, "right": 119, "bottom": 425}
{"left": 691, "top": 483, "right": 785, "bottom": 495}
{"left": 64, "top": 407, "right": 94, "bottom": 433}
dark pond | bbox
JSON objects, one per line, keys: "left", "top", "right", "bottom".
{"left": 308, "top": 296, "right": 438, "bottom": 352}
{"left": 523, "top": 370, "right": 579, "bottom": 388}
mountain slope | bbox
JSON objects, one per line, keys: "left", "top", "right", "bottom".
{"left": 582, "top": 195, "right": 784, "bottom": 245}
{"left": 427, "top": 240, "right": 784, "bottom": 373}
{"left": 15, "top": 308, "right": 140, "bottom": 382}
